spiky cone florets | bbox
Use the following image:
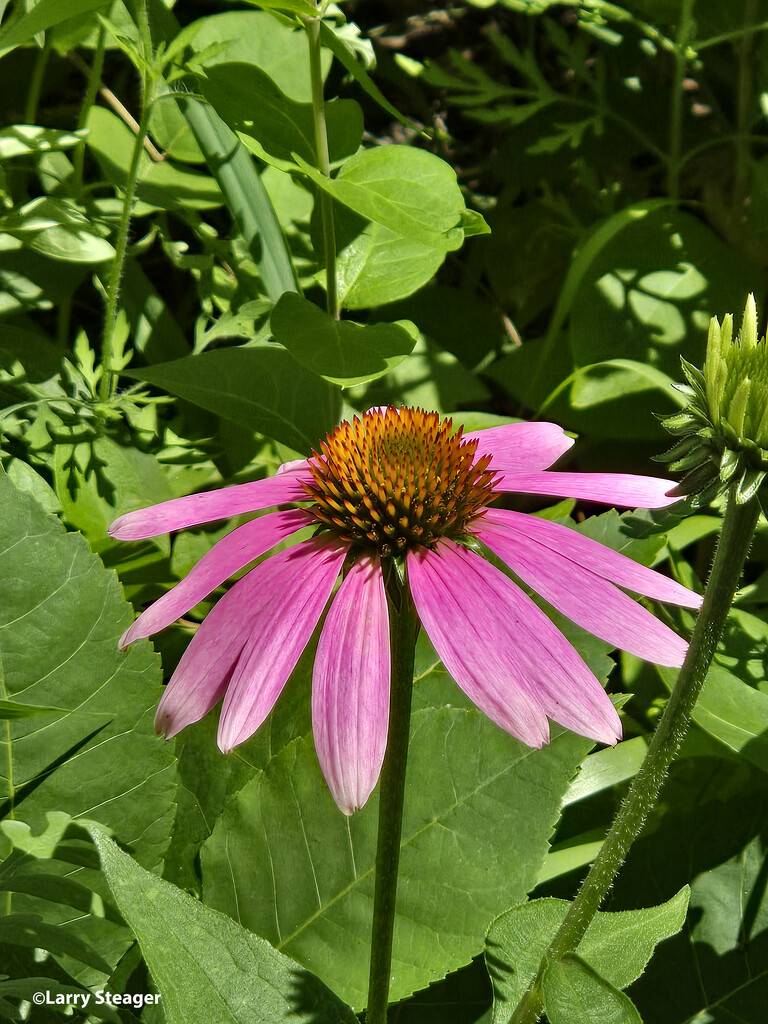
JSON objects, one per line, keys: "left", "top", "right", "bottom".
{"left": 658, "top": 294, "right": 768, "bottom": 507}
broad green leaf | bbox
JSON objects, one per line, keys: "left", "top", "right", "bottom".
{"left": 0, "top": 0, "right": 110, "bottom": 53}
{"left": 0, "top": 125, "right": 85, "bottom": 159}
{"left": 127, "top": 345, "right": 339, "bottom": 453}
{"left": 201, "top": 708, "right": 597, "bottom": 1010}
{"left": 568, "top": 359, "right": 684, "bottom": 410}
{"left": 53, "top": 437, "right": 178, "bottom": 549}
{"left": 487, "top": 889, "right": 688, "bottom": 1019}
{"left": 0, "top": 197, "right": 114, "bottom": 263}
{"left": 565, "top": 207, "right": 762, "bottom": 438}
{"left": 85, "top": 107, "right": 222, "bottom": 211}
{"left": 294, "top": 146, "right": 466, "bottom": 251}
{"left": 187, "top": 10, "right": 327, "bottom": 103}
{"left": 335, "top": 219, "right": 447, "bottom": 310}
{"left": 542, "top": 955, "right": 644, "bottom": 1024}
{"left": 0, "top": 471, "right": 176, "bottom": 870}
{"left": 562, "top": 736, "right": 648, "bottom": 805}
{"left": 270, "top": 293, "right": 418, "bottom": 386}
{"left": 198, "top": 62, "right": 363, "bottom": 171}
{"left": 615, "top": 757, "right": 768, "bottom": 1024}
{"left": 177, "top": 95, "right": 299, "bottom": 300}
{"left": 659, "top": 662, "right": 768, "bottom": 773}
{"left": 93, "top": 830, "right": 358, "bottom": 1024}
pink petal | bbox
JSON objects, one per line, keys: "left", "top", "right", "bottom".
{"left": 495, "top": 471, "right": 679, "bottom": 508}
{"left": 109, "top": 468, "right": 311, "bottom": 541}
{"left": 478, "top": 520, "right": 689, "bottom": 667}
{"left": 408, "top": 541, "right": 621, "bottom": 746}
{"left": 464, "top": 421, "right": 574, "bottom": 472}
{"left": 120, "top": 509, "right": 312, "bottom": 649}
{"left": 154, "top": 574, "right": 257, "bottom": 739}
{"left": 217, "top": 539, "right": 347, "bottom": 753}
{"left": 482, "top": 508, "right": 702, "bottom": 609}
{"left": 313, "top": 555, "right": 390, "bottom": 815}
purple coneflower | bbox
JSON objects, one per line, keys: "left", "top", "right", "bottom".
{"left": 111, "top": 408, "right": 701, "bottom": 814}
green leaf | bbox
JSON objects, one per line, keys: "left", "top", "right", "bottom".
{"left": 613, "top": 756, "right": 768, "bottom": 1023}
{"left": 52, "top": 437, "right": 179, "bottom": 549}
{"left": 198, "top": 62, "right": 363, "bottom": 171}
{"left": 659, "top": 662, "right": 768, "bottom": 773}
{"left": 0, "top": 198, "right": 114, "bottom": 263}
{"left": 270, "top": 293, "right": 418, "bottom": 386}
{"left": 0, "top": 0, "right": 110, "bottom": 53}
{"left": 294, "top": 146, "right": 466, "bottom": 251}
{"left": 93, "top": 830, "right": 358, "bottom": 1024}
{"left": 0, "top": 470, "right": 176, "bottom": 869}
{"left": 562, "top": 736, "right": 648, "bottom": 805}
{"left": 177, "top": 95, "right": 299, "bottom": 301}
{"left": 335, "top": 218, "right": 447, "bottom": 310}
{"left": 85, "top": 106, "right": 222, "bottom": 211}
{"left": 201, "top": 708, "right": 597, "bottom": 1010}
{"left": 542, "top": 955, "right": 644, "bottom": 1024}
{"left": 186, "top": 10, "right": 328, "bottom": 103}
{"left": 568, "top": 359, "right": 685, "bottom": 410}
{"left": 486, "top": 887, "right": 689, "bottom": 1021}
{"left": 0, "top": 125, "right": 85, "bottom": 159}
{"left": 127, "top": 345, "right": 339, "bottom": 453}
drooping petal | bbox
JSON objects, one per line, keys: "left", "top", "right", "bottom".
{"left": 482, "top": 508, "right": 702, "bottom": 609}
{"left": 154, "top": 573, "right": 258, "bottom": 739}
{"left": 120, "top": 508, "right": 312, "bottom": 649}
{"left": 217, "top": 538, "right": 347, "bottom": 753}
{"left": 478, "top": 519, "right": 689, "bottom": 667}
{"left": 313, "top": 555, "right": 390, "bottom": 815}
{"left": 408, "top": 540, "right": 621, "bottom": 746}
{"left": 109, "top": 468, "right": 311, "bottom": 541}
{"left": 464, "top": 421, "right": 574, "bottom": 472}
{"left": 494, "top": 470, "right": 679, "bottom": 509}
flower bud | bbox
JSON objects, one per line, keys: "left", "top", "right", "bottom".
{"left": 659, "top": 294, "right": 768, "bottom": 506}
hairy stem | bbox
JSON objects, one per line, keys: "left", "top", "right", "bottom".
{"left": 306, "top": 8, "right": 339, "bottom": 320}
{"left": 508, "top": 490, "right": 761, "bottom": 1024}
{"left": 366, "top": 569, "right": 419, "bottom": 1024}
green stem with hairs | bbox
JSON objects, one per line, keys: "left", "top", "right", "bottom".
{"left": 305, "top": 6, "right": 339, "bottom": 320}
{"left": 507, "top": 488, "right": 761, "bottom": 1024}
{"left": 366, "top": 566, "right": 419, "bottom": 1024}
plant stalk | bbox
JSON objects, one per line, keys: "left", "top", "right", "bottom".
{"left": 507, "top": 488, "right": 761, "bottom": 1024}
{"left": 667, "top": 0, "right": 696, "bottom": 200}
{"left": 98, "top": 1, "right": 153, "bottom": 403}
{"left": 305, "top": 8, "right": 339, "bottom": 320}
{"left": 366, "top": 569, "right": 419, "bottom": 1024}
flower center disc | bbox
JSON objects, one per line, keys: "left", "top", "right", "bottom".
{"left": 303, "top": 407, "right": 497, "bottom": 557}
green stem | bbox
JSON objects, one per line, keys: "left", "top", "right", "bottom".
{"left": 98, "top": 2, "right": 153, "bottom": 403}
{"left": 732, "top": 0, "right": 757, "bottom": 216}
{"left": 24, "top": 40, "right": 50, "bottom": 124}
{"left": 366, "top": 567, "right": 419, "bottom": 1024}
{"left": 667, "top": 0, "right": 696, "bottom": 200}
{"left": 73, "top": 28, "right": 106, "bottom": 200}
{"left": 305, "top": 8, "right": 339, "bottom": 320}
{"left": 507, "top": 489, "right": 761, "bottom": 1024}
